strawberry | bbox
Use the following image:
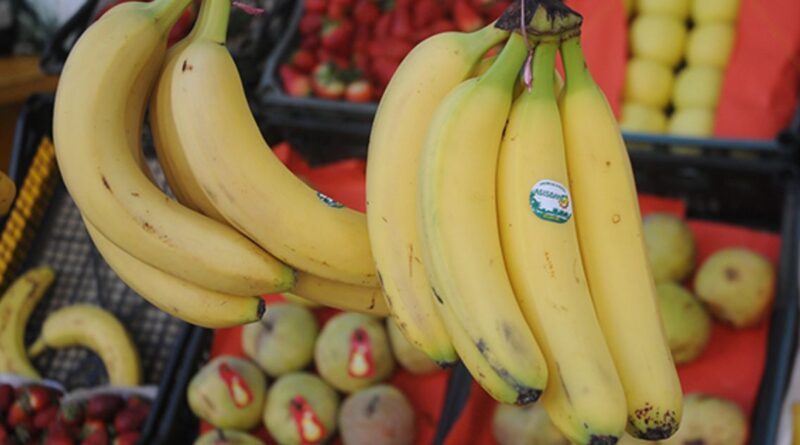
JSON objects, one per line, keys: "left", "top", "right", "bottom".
{"left": 315, "top": 48, "right": 350, "bottom": 70}
{"left": 352, "top": 51, "right": 370, "bottom": 75}
{"left": 167, "top": 6, "right": 194, "bottom": 47}
{"left": 18, "top": 386, "right": 55, "bottom": 413}
{"left": 345, "top": 80, "right": 374, "bottom": 103}
{"left": 369, "top": 39, "right": 413, "bottom": 61}
{"left": 326, "top": 0, "right": 352, "bottom": 20}
{"left": 85, "top": 395, "right": 124, "bottom": 423}
{"left": 391, "top": 7, "right": 413, "bottom": 41}
{"left": 33, "top": 406, "right": 59, "bottom": 431}
{"left": 79, "top": 420, "right": 106, "bottom": 443}
{"left": 371, "top": 57, "right": 401, "bottom": 89}
{"left": 374, "top": 12, "right": 393, "bottom": 38}
{"left": 353, "top": 0, "right": 381, "bottom": 24}
{"left": 124, "top": 397, "right": 149, "bottom": 412}
{"left": 43, "top": 434, "right": 75, "bottom": 445}
{"left": 305, "top": 0, "right": 326, "bottom": 14}
{"left": 321, "top": 19, "right": 355, "bottom": 53}
{"left": 413, "top": 0, "right": 445, "bottom": 28}
{"left": 300, "top": 35, "right": 321, "bottom": 51}
{"left": 7, "top": 402, "right": 30, "bottom": 428}
{"left": 80, "top": 428, "right": 108, "bottom": 445}
{"left": 0, "top": 384, "right": 13, "bottom": 415}
{"left": 454, "top": 0, "right": 484, "bottom": 32}
{"left": 311, "top": 63, "right": 346, "bottom": 100}
{"left": 56, "top": 403, "right": 84, "bottom": 428}
{"left": 288, "top": 48, "right": 317, "bottom": 73}
{"left": 112, "top": 407, "right": 147, "bottom": 435}
{"left": 112, "top": 432, "right": 139, "bottom": 445}
{"left": 279, "top": 65, "right": 313, "bottom": 97}
{"left": 298, "top": 14, "right": 323, "bottom": 35}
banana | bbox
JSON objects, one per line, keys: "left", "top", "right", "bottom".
{"left": 0, "top": 171, "right": 15, "bottom": 216}
{"left": 560, "top": 34, "right": 682, "bottom": 439}
{"left": 291, "top": 271, "right": 388, "bottom": 316}
{"left": 418, "top": 33, "right": 548, "bottom": 402}
{"left": 159, "top": 0, "right": 376, "bottom": 287}
{"left": 52, "top": 0, "right": 294, "bottom": 297}
{"left": 29, "top": 304, "right": 140, "bottom": 385}
{"left": 497, "top": 32, "right": 626, "bottom": 443}
{"left": 84, "top": 219, "right": 265, "bottom": 329}
{"left": 281, "top": 292, "right": 321, "bottom": 308}
{"left": 0, "top": 267, "right": 54, "bottom": 378}
{"left": 367, "top": 24, "right": 508, "bottom": 366}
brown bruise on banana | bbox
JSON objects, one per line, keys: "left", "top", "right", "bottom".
{"left": 629, "top": 403, "right": 679, "bottom": 440}
{"left": 475, "top": 338, "right": 541, "bottom": 405}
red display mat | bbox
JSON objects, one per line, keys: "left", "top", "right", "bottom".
{"left": 200, "top": 146, "right": 780, "bottom": 444}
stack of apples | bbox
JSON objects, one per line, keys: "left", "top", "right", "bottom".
{"left": 620, "top": 0, "right": 741, "bottom": 142}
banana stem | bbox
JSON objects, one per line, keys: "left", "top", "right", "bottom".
{"left": 560, "top": 36, "right": 592, "bottom": 92}
{"left": 191, "top": 0, "right": 232, "bottom": 44}
{"left": 149, "top": 0, "right": 194, "bottom": 32}
{"left": 481, "top": 33, "right": 528, "bottom": 90}
{"left": 530, "top": 42, "right": 556, "bottom": 99}
{"left": 28, "top": 338, "right": 47, "bottom": 357}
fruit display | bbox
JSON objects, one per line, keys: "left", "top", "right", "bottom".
{"left": 277, "top": 0, "right": 512, "bottom": 100}
{"left": 660, "top": 393, "right": 748, "bottom": 445}
{"left": 263, "top": 372, "right": 339, "bottom": 445}
{"left": 338, "top": 385, "right": 415, "bottom": 445}
{"left": 621, "top": 0, "right": 742, "bottom": 139}
{"left": 655, "top": 282, "right": 712, "bottom": 364}
{"left": 385, "top": 318, "right": 438, "bottom": 375}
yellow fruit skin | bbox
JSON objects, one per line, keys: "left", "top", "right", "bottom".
{"left": 637, "top": 0, "right": 691, "bottom": 19}
{"left": 687, "top": 24, "right": 736, "bottom": 69}
{"left": 692, "top": 0, "right": 741, "bottom": 24}
{"left": 624, "top": 58, "right": 674, "bottom": 109}
{"left": 621, "top": 102, "right": 667, "bottom": 134}
{"left": 672, "top": 66, "right": 723, "bottom": 109}
{"left": 560, "top": 36, "right": 682, "bottom": 440}
{"left": 668, "top": 108, "right": 715, "bottom": 137}
{"left": 629, "top": 15, "right": 687, "bottom": 67}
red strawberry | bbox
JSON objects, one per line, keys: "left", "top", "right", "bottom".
{"left": 369, "top": 39, "right": 413, "bottom": 61}
{"left": 167, "top": 6, "right": 194, "bottom": 47}
{"left": 80, "top": 428, "right": 108, "bottom": 445}
{"left": 305, "top": 0, "right": 326, "bottom": 14}
{"left": 391, "top": 8, "right": 413, "bottom": 41}
{"left": 345, "top": 80, "right": 374, "bottom": 103}
{"left": 311, "top": 63, "right": 346, "bottom": 99}
{"left": 353, "top": 0, "right": 381, "bottom": 24}
{"left": 33, "top": 406, "right": 59, "bottom": 431}
{"left": 485, "top": 0, "right": 510, "bottom": 19}
{"left": 18, "top": 386, "right": 55, "bottom": 413}
{"left": 85, "top": 394, "right": 124, "bottom": 423}
{"left": 374, "top": 12, "right": 393, "bottom": 38}
{"left": 299, "top": 14, "right": 323, "bottom": 35}
{"left": 288, "top": 48, "right": 317, "bottom": 73}
{"left": 112, "top": 432, "right": 139, "bottom": 445}
{"left": 321, "top": 19, "right": 355, "bottom": 53}
{"left": 413, "top": 0, "right": 445, "bottom": 28}
{"left": 7, "top": 402, "right": 30, "bottom": 428}
{"left": 279, "top": 65, "right": 312, "bottom": 97}
{"left": 300, "top": 35, "right": 321, "bottom": 51}
{"left": 326, "top": 0, "right": 352, "bottom": 20}
{"left": 124, "top": 397, "right": 149, "bottom": 412}
{"left": 112, "top": 408, "right": 147, "bottom": 435}
{"left": 80, "top": 420, "right": 107, "bottom": 444}
{"left": 454, "top": 0, "right": 484, "bottom": 32}
{"left": 0, "top": 384, "right": 13, "bottom": 414}
{"left": 371, "top": 57, "right": 401, "bottom": 89}
{"left": 56, "top": 403, "right": 84, "bottom": 428}
{"left": 43, "top": 434, "right": 75, "bottom": 445}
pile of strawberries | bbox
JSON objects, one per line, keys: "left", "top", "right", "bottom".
{"left": 0, "top": 384, "right": 151, "bottom": 445}
{"left": 279, "top": 0, "right": 511, "bottom": 102}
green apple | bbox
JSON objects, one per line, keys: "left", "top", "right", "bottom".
{"left": 637, "top": 0, "right": 691, "bottom": 19}
{"left": 687, "top": 24, "right": 736, "bottom": 69}
{"left": 660, "top": 394, "right": 747, "bottom": 445}
{"left": 241, "top": 303, "right": 319, "bottom": 377}
{"left": 620, "top": 102, "right": 667, "bottom": 134}
{"left": 672, "top": 66, "right": 723, "bottom": 109}
{"left": 624, "top": 58, "right": 674, "bottom": 108}
{"left": 656, "top": 282, "right": 712, "bottom": 364}
{"left": 630, "top": 15, "right": 687, "bottom": 67}
{"left": 692, "top": 0, "right": 741, "bottom": 24}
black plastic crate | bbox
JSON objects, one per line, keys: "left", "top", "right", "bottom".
{"left": 2, "top": 94, "right": 207, "bottom": 444}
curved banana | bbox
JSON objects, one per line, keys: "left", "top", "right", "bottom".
{"left": 0, "top": 267, "right": 55, "bottom": 378}
{"left": 84, "top": 220, "right": 265, "bottom": 329}
{"left": 159, "top": 0, "right": 375, "bottom": 287}
{"left": 560, "top": 34, "right": 682, "bottom": 439}
{"left": 367, "top": 25, "right": 508, "bottom": 365}
{"left": 52, "top": 0, "right": 294, "bottom": 297}
{"left": 291, "top": 271, "right": 388, "bottom": 316}
{"left": 418, "top": 34, "right": 548, "bottom": 402}
{"left": 280, "top": 292, "right": 321, "bottom": 308}
{"left": 0, "top": 171, "right": 15, "bottom": 216}
{"left": 497, "top": 38, "right": 626, "bottom": 443}
{"left": 28, "top": 304, "right": 140, "bottom": 385}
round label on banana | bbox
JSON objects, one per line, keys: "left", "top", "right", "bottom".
{"left": 529, "top": 180, "right": 572, "bottom": 224}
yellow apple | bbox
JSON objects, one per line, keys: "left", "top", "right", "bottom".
{"left": 624, "top": 58, "right": 675, "bottom": 108}
{"left": 637, "top": 0, "right": 691, "bottom": 19}
{"left": 630, "top": 15, "right": 688, "bottom": 67}
{"left": 672, "top": 66, "right": 723, "bottom": 109}
{"left": 668, "top": 108, "right": 715, "bottom": 137}
{"left": 687, "top": 24, "right": 736, "bottom": 69}
{"left": 620, "top": 102, "right": 667, "bottom": 134}
{"left": 692, "top": 0, "right": 741, "bottom": 24}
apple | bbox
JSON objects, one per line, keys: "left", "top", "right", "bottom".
{"left": 629, "top": 15, "right": 687, "bottom": 67}
{"left": 668, "top": 108, "right": 714, "bottom": 137}
{"left": 624, "top": 58, "right": 674, "bottom": 109}
{"left": 637, "top": 0, "right": 691, "bottom": 20}
{"left": 692, "top": 0, "right": 741, "bottom": 24}
{"left": 620, "top": 102, "right": 667, "bottom": 134}
{"left": 687, "top": 24, "right": 736, "bottom": 69}
{"left": 672, "top": 66, "right": 723, "bottom": 109}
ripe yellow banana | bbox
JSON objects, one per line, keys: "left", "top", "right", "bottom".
{"left": 497, "top": 38, "right": 626, "bottom": 443}
{"left": 0, "top": 171, "right": 15, "bottom": 216}
{"left": 367, "top": 24, "right": 508, "bottom": 365}
{"left": 418, "top": 33, "right": 548, "bottom": 402}
{"left": 29, "top": 304, "right": 140, "bottom": 386}
{"left": 84, "top": 219, "right": 265, "bottom": 328}
{"left": 0, "top": 267, "right": 54, "bottom": 378}
{"left": 52, "top": 0, "right": 293, "bottom": 297}
{"left": 281, "top": 292, "right": 321, "bottom": 308}
{"left": 291, "top": 271, "right": 388, "bottom": 316}
{"left": 560, "top": 34, "right": 682, "bottom": 439}
{"left": 160, "top": 0, "right": 376, "bottom": 287}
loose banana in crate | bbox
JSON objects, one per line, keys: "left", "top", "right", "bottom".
{"left": 0, "top": 171, "right": 14, "bottom": 216}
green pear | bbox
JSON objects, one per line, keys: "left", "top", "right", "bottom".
{"left": 492, "top": 403, "right": 568, "bottom": 445}
{"left": 263, "top": 372, "right": 339, "bottom": 445}
{"left": 656, "top": 282, "right": 712, "bottom": 364}
{"left": 692, "top": 0, "right": 741, "bottom": 24}
{"left": 620, "top": 103, "right": 667, "bottom": 135}
{"left": 386, "top": 317, "right": 439, "bottom": 375}
{"left": 194, "top": 429, "right": 265, "bottom": 445}
{"left": 695, "top": 248, "right": 775, "bottom": 327}
{"left": 339, "top": 384, "right": 416, "bottom": 445}
{"left": 660, "top": 394, "right": 747, "bottom": 445}
{"left": 241, "top": 303, "right": 319, "bottom": 377}
{"left": 643, "top": 213, "right": 696, "bottom": 282}
{"left": 637, "top": 0, "right": 691, "bottom": 19}
{"left": 187, "top": 355, "right": 267, "bottom": 430}
{"left": 315, "top": 312, "right": 396, "bottom": 393}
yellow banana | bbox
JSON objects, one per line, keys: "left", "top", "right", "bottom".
{"left": 290, "top": 271, "right": 388, "bottom": 316}
{"left": 367, "top": 24, "right": 508, "bottom": 365}
{"left": 281, "top": 292, "right": 321, "bottom": 308}
{"left": 560, "top": 34, "right": 682, "bottom": 439}
{"left": 0, "top": 267, "right": 55, "bottom": 378}
{"left": 497, "top": 35, "right": 626, "bottom": 443}
{"left": 0, "top": 171, "right": 15, "bottom": 216}
{"left": 29, "top": 304, "right": 140, "bottom": 385}
{"left": 84, "top": 219, "right": 265, "bottom": 329}
{"left": 418, "top": 34, "right": 548, "bottom": 402}
{"left": 161, "top": 0, "right": 376, "bottom": 286}
{"left": 52, "top": 0, "right": 294, "bottom": 297}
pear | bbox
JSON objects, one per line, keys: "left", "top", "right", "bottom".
{"left": 643, "top": 213, "right": 696, "bottom": 282}
{"left": 492, "top": 403, "right": 568, "bottom": 445}
{"left": 241, "top": 303, "right": 319, "bottom": 377}
{"left": 687, "top": 24, "right": 736, "bottom": 69}
{"left": 673, "top": 66, "right": 724, "bottom": 109}
{"left": 624, "top": 58, "right": 674, "bottom": 109}
{"left": 637, "top": 0, "right": 691, "bottom": 19}
{"left": 630, "top": 15, "right": 687, "bottom": 67}
{"left": 692, "top": 0, "right": 742, "bottom": 25}
{"left": 656, "top": 282, "right": 712, "bottom": 364}
{"left": 339, "top": 385, "right": 415, "bottom": 445}
{"left": 620, "top": 103, "right": 667, "bottom": 135}
{"left": 660, "top": 394, "right": 747, "bottom": 445}
{"left": 194, "top": 429, "right": 265, "bottom": 445}
{"left": 386, "top": 317, "right": 439, "bottom": 375}
{"left": 264, "top": 372, "right": 339, "bottom": 445}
